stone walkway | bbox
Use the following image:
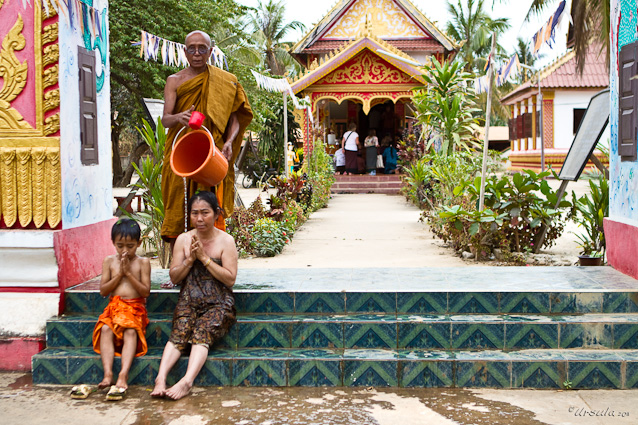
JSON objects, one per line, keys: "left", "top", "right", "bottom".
{"left": 238, "top": 193, "right": 473, "bottom": 269}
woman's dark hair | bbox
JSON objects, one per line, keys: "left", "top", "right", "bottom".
{"left": 111, "top": 218, "right": 141, "bottom": 242}
{"left": 188, "top": 190, "right": 221, "bottom": 216}
{"left": 368, "top": 129, "right": 376, "bottom": 138}
{"left": 348, "top": 122, "right": 357, "bottom": 131}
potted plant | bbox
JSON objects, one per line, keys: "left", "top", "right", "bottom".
{"left": 570, "top": 177, "right": 608, "bottom": 266}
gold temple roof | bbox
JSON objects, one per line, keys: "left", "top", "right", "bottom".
{"left": 290, "top": 0, "right": 456, "bottom": 55}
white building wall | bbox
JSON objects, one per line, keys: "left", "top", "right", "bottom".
{"left": 58, "top": 0, "right": 111, "bottom": 230}
{"left": 553, "top": 90, "right": 601, "bottom": 150}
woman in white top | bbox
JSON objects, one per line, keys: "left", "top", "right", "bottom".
{"left": 341, "top": 122, "right": 360, "bottom": 175}
{"left": 364, "top": 129, "right": 379, "bottom": 175}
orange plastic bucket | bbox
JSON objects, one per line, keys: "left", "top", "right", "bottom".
{"left": 170, "top": 129, "right": 228, "bottom": 187}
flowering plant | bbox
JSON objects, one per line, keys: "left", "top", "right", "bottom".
{"left": 250, "top": 218, "right": 288, "bottom": 257}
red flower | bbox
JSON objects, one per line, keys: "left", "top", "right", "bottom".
{"left": 282, "top": 232, "right": 286, "bottom": 236}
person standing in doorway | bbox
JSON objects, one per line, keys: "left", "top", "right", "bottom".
{"left": 364, "top": 129, "right": 379, "bottom": 175}
{"left": 342, "top": 122, "right": 360, "bottom": 175}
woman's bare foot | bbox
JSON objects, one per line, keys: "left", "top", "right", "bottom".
{"left": 98, "top": 377, "right": 113, "bottom": 390}
{"left": 165, "top": 378, "right": 192, "bottom": 400}
{"left": 150, "top": 380, "right": 167, "bottom": 398}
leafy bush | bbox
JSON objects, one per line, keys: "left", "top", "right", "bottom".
{"left": 412, "top": 58, "right": 480, "bottom": 156}
{"left": 570, "top": 177, "right": 608, "bottom": 258}
{"left": 402, "top": 151, "right": 500, "bottom": 211}
{"left": 125, "top": 118, "right": 169, "bottom": 267}
{"left": 432, "top": 169, "right": 572, "bottom": 257}
{"left": 250, "top": 218, "right": 289, "bottom": 257}
{"left": 302, "top": 139, "right": 335, "bottom": 212}
{"left": 225, "top": 199, "right": 267, "bottom": 257}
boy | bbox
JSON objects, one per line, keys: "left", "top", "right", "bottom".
{"left": 91, "top": 218, "right": 151, "bottom": 401}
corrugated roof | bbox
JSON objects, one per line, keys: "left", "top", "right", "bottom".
{"left": 502, "top": 44, "right": 609, "bottom": 105}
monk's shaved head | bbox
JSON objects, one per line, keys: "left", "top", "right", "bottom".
{"left": 185, "top": 30, "right": 212, "bottom": 47}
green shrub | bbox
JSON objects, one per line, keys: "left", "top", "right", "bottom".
{"left": 570, "top": 176, "right": 608, "bottom": 258}
{"left": 433, "top": 169, "right": 572, "bottom": 257}
{"left": 250, "top": 218, "right": 289, "bottom": 257}
{"left": 226, "top": 199, "right": 267, "bottom": 257}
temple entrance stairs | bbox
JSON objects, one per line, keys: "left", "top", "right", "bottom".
{"left": 32, "top": 267, "right": 638, "bottom": 389}
{"left": 331, "top": 174, "right": 402, "bottom": 195}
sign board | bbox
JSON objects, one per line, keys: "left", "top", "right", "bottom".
{"left": 559, "top": 89, "right": 610, "bottom": 181}
{"left": 142, "top": 98, "right": 165, "bottom": 131}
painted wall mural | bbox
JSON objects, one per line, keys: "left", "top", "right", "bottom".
{"left": 610, "top": 0, "right": 638, "bottom": 223}
{"left": 58, "top": 0, "right": 111, "bottom": 229}
{"left": 323, "top": 0, "right": 427, "bottom": 39}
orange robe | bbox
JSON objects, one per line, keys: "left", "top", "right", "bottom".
{"left": 92, "top": 296, "right": 149, "bottom": 357}
{"left": 161, "top": 65, "right": 253, "bottom": 238}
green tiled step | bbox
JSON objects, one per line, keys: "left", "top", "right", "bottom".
{"left": 31, "top": 347, "right": 638, "bottom": 389}
{"left": 63, "top": 290, "right": 638, "bottom": 316}
{"left": 45, "top": 313, "right": 638, "bottom": 351}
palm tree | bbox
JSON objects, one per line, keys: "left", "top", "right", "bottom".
{"left": 446, "top": 0, "right": 511, "bottom": 72}
{"left": 248, "top": 0, "right": 305, "bottom": 76}
{"left": 524, "top": 0, "right": 609, "bottom": 74}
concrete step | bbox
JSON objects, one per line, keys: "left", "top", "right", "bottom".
{"left": 31, "top": 347, "right": 638, "bottom": 389}
{"left": 335, "top": 175, "right": 402, "bottom": 182}
{"left": 45, "top": 313, "right": 638, "bottom": 351}
{"left": 331, "top": 188, "right": 401, "bottom": 195}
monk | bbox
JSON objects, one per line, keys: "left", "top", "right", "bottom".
{"left": 160, "top": 30, "right": 253, "bottom": 242}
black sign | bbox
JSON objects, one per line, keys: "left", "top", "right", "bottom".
{"left": 142, "top": 98, "right": 165, "bottom": 131}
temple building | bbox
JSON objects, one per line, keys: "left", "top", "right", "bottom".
{"left": 501, "top": 44, "right": 609, "bottom": 172}
{"left": 0, "top": 0, "right": 113, "bottom": 369}
{"left": 288, "top": 0, "right": 457, "bottom": 152}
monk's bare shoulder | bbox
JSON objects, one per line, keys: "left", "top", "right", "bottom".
{"left": 166, "top": 68, "right": 198, "bottom": 89}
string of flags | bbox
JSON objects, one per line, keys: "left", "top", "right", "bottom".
{"left": 137, "top": 31, "right": 227, "bottom": 69}
{"left": 251, "top": 70, "right": 314, "bottom": 124}
{"left": 532, "top": 0, "right": 568, "bottom": 57}
{"left": 474, "top": 53, "right": 521, "bottom": 94}
{"left": 42, "top": 0, "right": 107, "bottom": 45}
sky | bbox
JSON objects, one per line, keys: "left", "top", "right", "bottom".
{"left": 236, "top": 0, "right": 570, "bottom": 69}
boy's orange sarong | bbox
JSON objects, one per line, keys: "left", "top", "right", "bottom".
{"left": 92, "top": 296, "right": 149, "bottom": 357}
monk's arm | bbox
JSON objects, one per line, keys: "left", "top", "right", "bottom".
{"left": 127, "top": 258, "right": 151, "bottom": 298}
{"left": 161, "top": 76, "right": 193, "bottom": 128}
{"left": 203, "top": 236, "right": 237, "bottom": 288}
{"left": 221, "top": 112, "right": 240, "bottom": 160}
{"left": 100, "top": 257, "right": 122, "bottom": 297}
{"left": 169, "top": 234, "right": 195, "bottom": 284}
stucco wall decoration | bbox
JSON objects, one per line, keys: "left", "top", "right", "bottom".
{"left": 0, "top": 0, "right": 61, "bottom": 229}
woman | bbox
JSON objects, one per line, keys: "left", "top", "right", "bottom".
{"left": 383, "top": 142, "right": 398, "bottom": 174}
{"left": 364, "top": 129, "right": 379, "bottom": 175}
{"left": 342, "top": 122, "right": 360, "bottom": 175}
{"left": 151, "top": 191, "right": 238, "bottom": 400}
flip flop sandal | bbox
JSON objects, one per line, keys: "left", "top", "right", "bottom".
{"left": 106, "top": 385, "right": 127, "bottom": 401}
{"left": 70, "top": 384, "right": 95, "bottom": 399}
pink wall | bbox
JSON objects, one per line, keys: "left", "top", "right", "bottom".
{"left": 0, "top": 2, "right": 37, "bottom": 128}
{"left": 604, "top": 218, "right": 638, "bottom": 279}
{"left": 54, "top": 218, "right": 117, "bottom": 291}
{"left": 0, "top": 337, "right": 45, "bottom": 372}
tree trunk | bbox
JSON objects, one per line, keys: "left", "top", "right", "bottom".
{"left": 115, "top": 141, "right": 149, "bottom": 187}
{"left": 112, "top": 120, "right": 123, "bottom": 186}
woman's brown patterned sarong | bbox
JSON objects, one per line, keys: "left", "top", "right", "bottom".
{"left": 169, "top": 259, "right": 236, "bottom": 352}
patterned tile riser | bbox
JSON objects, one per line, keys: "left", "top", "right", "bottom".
{"left": 45, "top": 316, "right": 638, "bottom": 352}
{"left": 31, "top": 353, "right": 636, "bottom": 389}
{"left": 65, "top": 292, "right": 638, "bottom": 315}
